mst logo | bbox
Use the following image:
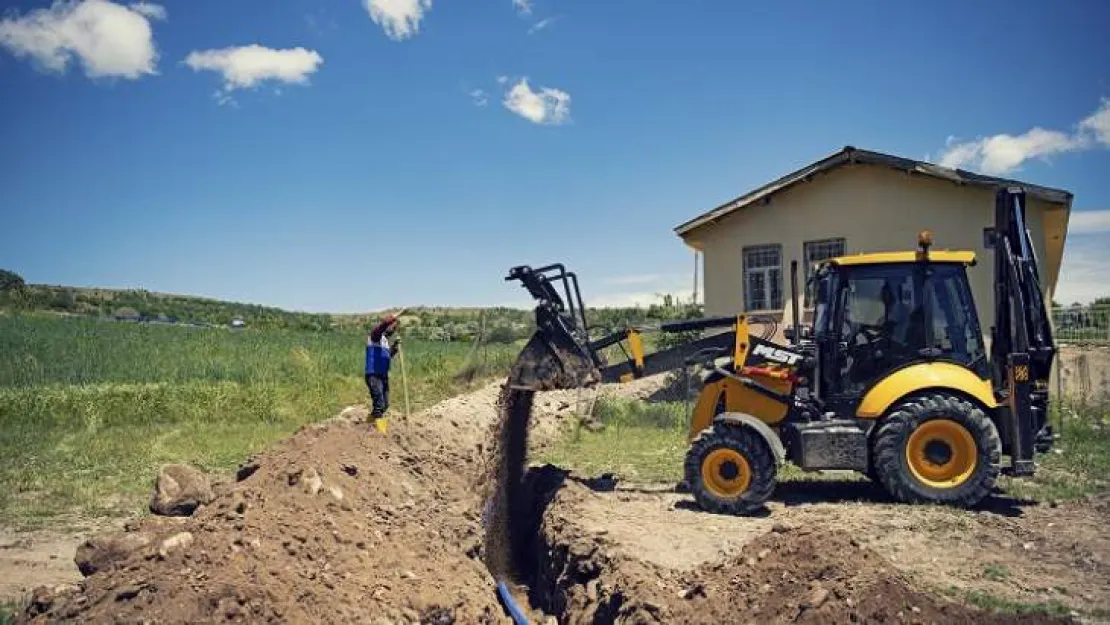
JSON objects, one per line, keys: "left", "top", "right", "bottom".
{"left": 752, "top": 343, "right": 802, "bottom": 366}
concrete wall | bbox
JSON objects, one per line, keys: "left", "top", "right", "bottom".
{"left": 689, "top": 164, "right": 1059, "bottom": 343}
{"left": 1053, "top": 345, "right": 1110, "bottom": 405}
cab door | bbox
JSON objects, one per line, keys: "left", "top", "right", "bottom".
{"left": 823, "top": 263, "right": 928, "bottom": 413}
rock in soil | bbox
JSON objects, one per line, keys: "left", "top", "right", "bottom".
{"left": 149, "top": 464, "right": 215, "bottom": 517}
{"left": 74, "top": 531, "right": 153, "bottom": 577}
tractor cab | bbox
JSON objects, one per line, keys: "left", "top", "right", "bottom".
{"left": 810, "top": 236, "right": 990, "bottom": 418}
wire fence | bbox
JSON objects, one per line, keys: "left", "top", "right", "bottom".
{"left": 1052, "top": 303, "right": 1110, "bottom": 345}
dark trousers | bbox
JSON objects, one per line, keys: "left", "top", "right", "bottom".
{"left": 365, "top": 373, "right": 389, "bottom": 417}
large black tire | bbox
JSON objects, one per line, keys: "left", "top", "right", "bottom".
{"left": 872, "top": 392, "right": 1001, "bottom": 507}
{"left": 684, "top": 424, "right": 777, "bottom": 515}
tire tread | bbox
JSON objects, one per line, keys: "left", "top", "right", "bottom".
{"left": 684, "top": 424, "right": 777, "bottom": 515}
{"left": 873, "top": 392, "right": 1001, "bottom": 507}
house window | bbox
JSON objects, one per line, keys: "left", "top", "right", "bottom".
{"left": 803, "top": 238, "right": 846, "bottom": 307}
{"left": 743, "top": 244, "right": 783, "bottom": 311}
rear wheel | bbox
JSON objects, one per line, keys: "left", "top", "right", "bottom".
{"left": 872, "top": 393, "right": 1001, "bottom": 507}
{"left": 684, "top": 424, "right": 776, "bottom": 515}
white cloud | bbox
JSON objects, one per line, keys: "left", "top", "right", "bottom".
{"left": 502, "top": 77, "right": 571, "bottom": 125}
{"left": 1055, "top": 208, "right": 1110, "bottom": 304}
{"left": 512, "top": 0, "right": 533, "bottom": 15}
{"left": 588, "top": 274, "right": 697, "bottom": 308}
{"left": 589, "top": 289, "right": 695, "bottom": 309}
{"left": 1068, "top": 210, "right": 1110, "bottom": 236}
{"left": 1055, "top": 234, "right": 1110, "bottom": 304}
{"left": 363, "top": 0, "right": 431, "bottom": 41}
{"left": 936, "top": 98, "right": 1110, "bottom": 175}
{"left": 184, "top": 44, "right": 323, "bottom": 96}
{"left": 496, "top": 75, "right": 509, "bottom": 85}
{"left": 938, "top": 129, "right": 1081, "bottom": 175}
{"left": 129, "top": 2, "right": 166, "bottom": 20}
{"left": 305, "top": 13, "right": 338, "bottom": 36}
{"left": 0, "top": 0, "right": 162, "bottom": 79}
{"left": 469, "top": 88, "right": 489, "bottom": 107}
{"left": 527, "top": 17, "right": 556, "bottom": 34}
{"left": 1078, "top": 98, "right": 1110, "bottom": 146}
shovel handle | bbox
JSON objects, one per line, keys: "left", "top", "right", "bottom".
{"left": 399, "top": 348, "right": 411, "bottom": 418}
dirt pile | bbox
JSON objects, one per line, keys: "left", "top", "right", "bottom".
{"left": 18, "top": 419, "right": 507, "bottom": 624}
{"left": 13, "top": 371, "right": 666, "bottom": 624}
{"left": 521, "top": 469, "right": 1075, "bottom": 625}
{"left": 681, "top": 528, "right": 1068, "bottom": 625}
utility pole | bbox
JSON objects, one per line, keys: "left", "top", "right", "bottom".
{"left": 692, "top": 249, "right": 700, "bottom": 306}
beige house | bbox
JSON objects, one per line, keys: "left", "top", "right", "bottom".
{"left": 674, "top": 146, "right": 1073, "bottom": 339}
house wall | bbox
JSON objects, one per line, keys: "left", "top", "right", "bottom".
{"left": 690, "top": 164, "right": 1060, "bottom": 343}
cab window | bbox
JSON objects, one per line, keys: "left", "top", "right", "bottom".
{"left": 834, "top": 264, "right": 927, "bottom": 394}
{"left": 926, "top": 263, "right": 985, "bottom": 370}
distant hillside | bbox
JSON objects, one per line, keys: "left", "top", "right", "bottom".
{"left": 0, "top": 269, "right": 703, "bottom": 343}
{"left": 1, "top": 282, "right": 335, "bottom": 331}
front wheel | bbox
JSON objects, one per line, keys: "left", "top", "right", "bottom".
{"left": 684, "top": 424, "right": 777, "bottom": 515}
{"left": 872, "top": 393, "right": 1001, "bottom": 508}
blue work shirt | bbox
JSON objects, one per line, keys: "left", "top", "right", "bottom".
{"left": 365, "top": 336, "right": 392, "bottom": 375}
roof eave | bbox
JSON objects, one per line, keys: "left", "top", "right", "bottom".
{"left": 673, "top": 145, "right": 1074, "bottom": 239}
{"left": 674, "top": 146, "right": 854, "bottom": 238}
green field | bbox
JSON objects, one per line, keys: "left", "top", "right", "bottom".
{"left": 0, "top": 313, "right": 517, "bottom": 527}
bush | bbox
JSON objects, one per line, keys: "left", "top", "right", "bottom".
{"left": 0, "top": 269, "right": 24, "bottom": 293}
{"left": 49, "top": 289, "right": 77, "bottom": 311}
{"left": 591, "top": 396, "right": 688, "bottom": 430}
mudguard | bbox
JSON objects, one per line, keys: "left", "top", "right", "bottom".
{"left": 855, "top": 362, "right": 997, "bottom": 419}
{"left": 712, "top": 412, "right": 786, "bottom": 465}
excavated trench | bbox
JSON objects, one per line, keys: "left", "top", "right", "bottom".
{"left": 481, "top": 380, "right": 643, "bottom": 623}
{"left": 499, "top": 463, "right": 1076, "bottom": 625}
{"left": 482, "top": 384, "right": 1076, "bottom": 625}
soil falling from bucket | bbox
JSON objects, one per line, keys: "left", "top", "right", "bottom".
{"left": 481, "top": 383, "right": 535, "bottom": 583}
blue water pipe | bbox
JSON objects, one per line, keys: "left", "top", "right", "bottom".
{"left": 496, "top": 581, "right": 531, "bottom": 625}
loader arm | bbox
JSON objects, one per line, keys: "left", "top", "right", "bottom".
{"left": 506, "top": 264, "right": 810, "bottom": 399}
{"left": 596, "top": 327, "right": 735, "bottom": 382}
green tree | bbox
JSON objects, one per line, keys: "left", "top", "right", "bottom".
{"left": 0, "top": 269, "right": 25, "bottom": 292}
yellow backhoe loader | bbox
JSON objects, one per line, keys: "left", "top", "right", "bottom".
{"left": 503, "top": 186, "right": 1057, "bottom": 512}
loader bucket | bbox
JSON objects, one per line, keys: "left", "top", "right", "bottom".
{"left": 508, "top": 329, "right": 600, "bottom": 391}
{"left": 504, "top": 263, "right": 603, "bottom": 391}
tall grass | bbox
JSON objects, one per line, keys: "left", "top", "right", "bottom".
{"left": 540, "top": 396, "right": 692, "bottom": 482}
{"left": 1, "top": 314, "right": 505, "bottom": 388}
{"left": 999, "top": 397, "right": 1110, "bottom": 501}
{"left": 0, "top": 313, "right": 518, "bottom": 527}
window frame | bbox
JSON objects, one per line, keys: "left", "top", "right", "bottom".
{"left": 803, "top": 237, "right": 846, "bottom": 308}
{"left": 742, "top": 243, "right": 783, "bottom": 312}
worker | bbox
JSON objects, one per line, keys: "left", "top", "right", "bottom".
{"left": 365, "top": 313, "right": 401, "bottom": 430}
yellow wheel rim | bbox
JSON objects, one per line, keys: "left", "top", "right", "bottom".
{"left": 905, "top": 419, "right": 978, "bottom": 488}
{"left": 701, "top": 448, "right": 751, "bottom": 498}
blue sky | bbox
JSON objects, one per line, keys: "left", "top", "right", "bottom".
{"left": 1, "top": 0, "right": 1108, "bottom": 312}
